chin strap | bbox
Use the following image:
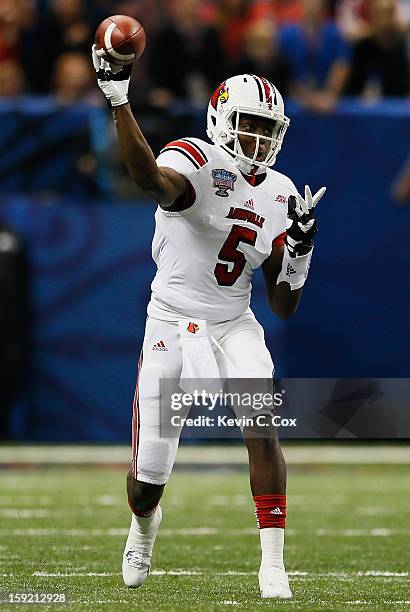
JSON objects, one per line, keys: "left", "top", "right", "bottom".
{"left": 233, "top": 155, "right": 269, "bottom": 176}
{"left": 221, "top": 140, "right": 273, "bottom": 175}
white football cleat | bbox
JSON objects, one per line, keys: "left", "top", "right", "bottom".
{"left": 122, "top": 505, "right": 162, "bottom": 588}
{"left": 258, "top": 566, "right": 293, "bottom": 599}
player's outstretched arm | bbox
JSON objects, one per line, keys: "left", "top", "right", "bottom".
{"left": 92, "top": 46, "right": 187, "bottom": 207}
{"left": 262, "top": 185, "right": 326, "bottom": 319}
{"left": 113, "top": 105, "right": 187, "bottom": 206}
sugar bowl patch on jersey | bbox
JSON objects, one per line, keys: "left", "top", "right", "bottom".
{"left": 212, "top": 169, "right": 237, "bottom": 197}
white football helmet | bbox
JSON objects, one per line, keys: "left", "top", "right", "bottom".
{"left": 206, "top": 74, "right": 289, "bottom": 173}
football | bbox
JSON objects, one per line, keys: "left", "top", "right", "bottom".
{"left": 95, "top": 15, "right": 146, "bottom": 66}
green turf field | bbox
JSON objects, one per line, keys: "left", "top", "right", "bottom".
{"left": 0, "top": 463, "right": 409, "bottom": 611}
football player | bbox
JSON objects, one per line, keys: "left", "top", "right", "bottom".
{"left": 92, "top": 47, "right": 326, "bottom": 600}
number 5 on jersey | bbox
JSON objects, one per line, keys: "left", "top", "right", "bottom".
{"left": 214, "top": 224, "right": 257, "bottom": 286}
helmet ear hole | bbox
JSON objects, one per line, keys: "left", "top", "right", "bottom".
{"left": 211, "top": 116, "right": 216, "bottom": 127}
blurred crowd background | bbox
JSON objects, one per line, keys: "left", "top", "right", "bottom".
{"left": 0, "top": 0, "right": 409, "bottom": 107}
{"left": 1, "top": 0, "right": 410, "bottom": 199}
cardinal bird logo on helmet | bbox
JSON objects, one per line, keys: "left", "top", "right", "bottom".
{"left": 211, "top": 82, "right": 229, "bottom": 110}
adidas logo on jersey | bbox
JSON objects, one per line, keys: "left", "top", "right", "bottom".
{"left": 275, "top": 194, "right": 287, "bottom": 204}
{"left": 152, "top": 340, "right": 168, "bottom": 351}
{"left": 270, "top": 507, "right": 283, "bottom": 515}
{"left": 244, "top": 198, "right": 254, "bottom": 209}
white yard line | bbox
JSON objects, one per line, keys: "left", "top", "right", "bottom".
{"left": 31, "top": 570, "right": 408, "bottom": 578}
{"left": 357, "top": 571, "right": 409, "bottom": 577}
{"left": 0, "top": 495, "right": 370, "bottom": 509}
{"left": 94, "top": 495, "right": 123, "bottom": 506}
{"left": 73, "top": 601, "right": 142, "bottom": 605}
{"left": 356, "top": 506, "right": 398, "bottom": 515}
{"left": 0, "top": 496, "right": 52, "bottom": 505}
{"left": 4, "top": 527, "right": 409, "bottom": 537}
{"left": 315, "top": 528, "right": 399, "bottom": 536}
{"left": 0, "top": 444, "right": 409, "bottom": 465}
{"left": 70, "top": 601, "right": 410, "bottom": 607}
{"left": 347, "top": 602, "right": 410, "bottom": 606}
{"left": 0, "top": 509, "right": 52, "bottom": 518}
{"left": 34, "top": 572, "right": 116, "bottom": 577}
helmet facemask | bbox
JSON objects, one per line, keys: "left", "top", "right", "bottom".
{"left": 226, "top": 110, "right": 288, "bottom": 171}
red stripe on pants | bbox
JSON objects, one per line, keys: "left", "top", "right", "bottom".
{"left": 132, "top": 352, "right": 143, "bottom": 479}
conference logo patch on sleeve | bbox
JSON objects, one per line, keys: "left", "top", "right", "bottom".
{"left": 212, "top": 169, "right": 237, "bottom": 197}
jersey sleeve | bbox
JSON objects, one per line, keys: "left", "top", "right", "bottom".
{"left": 273, "top": 231, "right": 286, "bottom": 246}
{"left": 156, "top": 138, "right": 209, "bottom": 179}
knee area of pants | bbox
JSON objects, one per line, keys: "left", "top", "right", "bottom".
{"left": 135, "top": 440, "right": 173, "bottom": 483}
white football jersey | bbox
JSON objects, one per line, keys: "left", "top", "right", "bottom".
{"left": 147, "top": 137, "right": 297, "bottom": 322}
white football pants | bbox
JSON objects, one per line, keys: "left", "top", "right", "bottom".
{"left": 131, "top": 309, "right": 274, "bottom": 485}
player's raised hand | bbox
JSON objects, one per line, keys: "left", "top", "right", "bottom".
{"left": 91, "top": 44, "right": 132, "bottom": 107}
{"left": 285, "top": 185, "right": 326, "bottom": 257}
{"left": 297, "top": 185, "right": 326, "bottom": 215}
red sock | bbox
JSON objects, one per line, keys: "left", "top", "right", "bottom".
{"left": 253, "top": 494, "right": 286, "bottom": 529}
{"left": 128, "top": 496, "right": 157, "bottom": 518}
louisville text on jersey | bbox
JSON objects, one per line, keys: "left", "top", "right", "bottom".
{"left": 226, "top": 206, "right": 265, "bottom": 228}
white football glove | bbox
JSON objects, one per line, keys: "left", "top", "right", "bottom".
{"left": 285, "top": 185, "right": 326, "bottom": 257}
{"left": 91, "top": 44, "right": 132, "bottom": 107}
